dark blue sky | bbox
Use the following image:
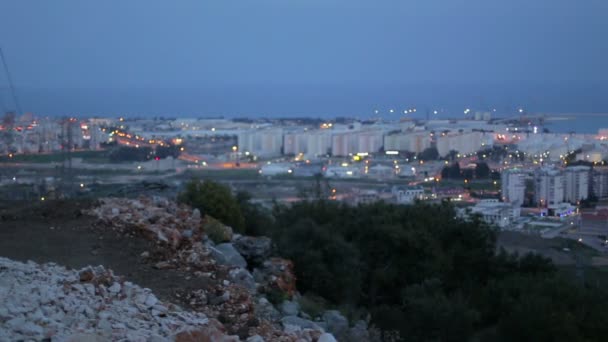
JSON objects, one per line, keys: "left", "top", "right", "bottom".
{"left": 0, "top": 1, "right": 607, "bottom": 117}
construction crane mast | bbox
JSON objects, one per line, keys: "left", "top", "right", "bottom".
{"left": 0, "top": 47, "right": 22, "bottom": 115}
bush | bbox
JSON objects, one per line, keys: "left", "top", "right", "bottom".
{"left": 203, "top": 216, "right": 233, "bottom": 243}
{"left": 179, "top": 179, "right": 245, "bottom": 233}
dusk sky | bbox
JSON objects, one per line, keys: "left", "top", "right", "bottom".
{"left": 0, "top": 0, "right": 607, "bottom": 116}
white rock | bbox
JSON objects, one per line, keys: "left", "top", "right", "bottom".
{"left": 108, "top": 282, "right": 122, "bottom": 294}
{"left": 144, "top": 294, "right": 159, "bottom": 308}
{"left": 0, "top": 257, "right": 211, "bottom": 342}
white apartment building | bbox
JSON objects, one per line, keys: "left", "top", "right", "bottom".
{"left": 564, "top": 166, "right": 590, "bottom": 204}
{"left": 436, "top": 131, "right": 487, "bottom": 157}
{"left": 592, "top": 166, "right": 608, "bottom": 199}
{"left": 331, "top": 129, "right": 384, "bottom": 157}
{"left": 534, "top": 167, "right": 564, "bottom": 207}
{"left": 238, "top": 128, "right": 283, "bottom": 157}
{"left": 283, "top": 132, "right": 309, "bottom": 156}
{"left": 307, "top": 131, "right": 332, "bottom": 157}
{"left": 283, "top": 130, "right": 332, "bottom": 157}
{"left": 384, "top": 133, "right": 431, "bottom": 153}
{"left": 501, "top": 168, "right": 527, "bottom": 206}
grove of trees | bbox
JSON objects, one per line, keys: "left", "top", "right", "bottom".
{"left": 179, "top": 179, "right": 608, "bottom": 341}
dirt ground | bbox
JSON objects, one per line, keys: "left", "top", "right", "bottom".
{"left": 0, "top": 200, "right": 209, "bottom": 308}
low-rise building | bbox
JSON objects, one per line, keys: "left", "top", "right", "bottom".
{"left": 469, "top": 199, "right": 521, "bottom": 229}
{"left": 392, "top": 186, "right": 425, "bottom": 204}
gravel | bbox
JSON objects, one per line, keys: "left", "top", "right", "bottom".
{"left": 0, "top": 257, "right": 211, "bottom": 342}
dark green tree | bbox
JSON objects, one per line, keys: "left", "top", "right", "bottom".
{"left": 179, "top": 179, "right": 245, "bottom": 232}
{"left": 419, "top": 147, "right": 439, "bottom": 161}
{"left": 475, "top": 162, "right": 491, "bottom": 179}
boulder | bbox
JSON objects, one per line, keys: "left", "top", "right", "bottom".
{"left": 322, "top": 310, "right": 348, "bottom": 337}
{"left": 246, "top": 335, "right": 265, "bottom": 342}
{"left": 281, "top": 316, "right": 324, "bottom": 332}
{"left": 233, "top": 236, "right": 272, "bottom": 265}
{"left": 254, "top": 297, "right": 281, "bottom": 322}
{"left": 252, "top": 258, "right": 296, "bottom": 298}
{"left": 280, "top": 300, "right": 300, "bottom": 316}
{"left": 228, "top": 268, "right": 256, "bottom": 292}
{"left": 211, "top": 244, "right": 247, "bottom": 268}
{"left": 317, "top": 333, "right": 338, "bottom": 342}
{"left": 346, "top": 320, "right": 371, "bottom": 342}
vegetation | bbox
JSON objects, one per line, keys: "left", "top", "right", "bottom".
{"left": 0, "top": 150, "right": 109, "bottom": 163}
{"left": 180, "top": 180, "right": 608, "bottom": 340}
{"left": 178, "top": 179, "right": 245, "bottom": 232}
{"left": 155, "top": 144, "right": 181, "bottom": 159}
{"left": 265, "top": 200, "right": 608, "bottom": 341}
{"left": 441, "top": 162, "right": 492, "bottom": 180}
{"left": 109, "top": 146, "right": 153, "bottom": 162}
{"left": 418, "top": 147, "right": 439, "bottom": 161}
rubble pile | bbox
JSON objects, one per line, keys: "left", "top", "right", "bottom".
{"left": 86, "top": 196, "right": 204, "bottom": 249}
{"left": 254, "top": 258, "right": 297, "bottom": 298}
{"left": 84, "top": 197, "right": 343, "bottom": 341}
{"left": 0, "top": 257, "right": 235, "bottom": 342}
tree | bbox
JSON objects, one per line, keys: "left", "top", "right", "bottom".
{"left": 236, "top": 191, "right": 273, "bottom": 236}
{"left": 475, "top": 162, "right": 491, "bottom": 179}
{"left": 419, "top": 147, "right": 439, "bottom": 161}
{"left": 267, "top": 199, "right": 608, "bottom": 341}
{"left": 109, "top": 146, "right": 152, "bottom": 162}
{"left": 277, "top": 218, "right": 361, "bottom": 304}
{"left": 441, "top": 162, "right": 462, "bottom": 179}
{"left": 155, "top": 144, "right": 181, "bottom": 159}
{"left": 448, "top": 150, "right": 458, "bottom": 162}
{"left": 179, "top": 179, "right": 245, "bottom": 232}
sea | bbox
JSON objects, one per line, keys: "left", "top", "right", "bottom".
{"left": 1, "top": 83, "right": 607, "bottom": 134}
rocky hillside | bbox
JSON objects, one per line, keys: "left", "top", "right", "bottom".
{"left": 0, "top": 196, "right": 368, "bottom": 341}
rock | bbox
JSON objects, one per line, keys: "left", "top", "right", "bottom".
{"left": 108, "top": 282, "right": 121, "bottom": 294}
{"left": 346, "top": 320, "right": 371, "bottom": 342}
{"left": 140, "top": 251, "right": 150, "bottom": 258}
{"left": 318, "top": 333, "right": 338, "bottom": 342}
{"left": 228, "top": 268, "right": 256, "bottom": 292}
{"left": 192, "top": 209, "right": 201, "bottom": 220}
{"left": 253, "top": 258, "right": 297, "bottom": 299}
{"left": 79, "top": 268, "right": 94, "bottom": 282}
{"left": 154, "top": 261, "right": 174, "bottom": 270}
{"left": 173, "top": 327, "right": 239, "bottom": 342}
{"left": 209, "top": 291, "right": 231, "bottom": 305}
{"left": 144, "top": 294, "right": 159, "bottom": 308}
{"left": 19, "top": 322, "right": 44, "bottom": 336}
{"left": 246, "top": 335, "right": 265, "bottom": 342}
{"left": 211, "top": 243, "right": 247, "bottom": 268}
{"left": 254, "top": 297, "right": 281, "bottom": 322}
{"left": 280, "top": 300, "right": 300, "bottom": 316}
{"left": 281, "top": 316, "right": 324, "bottom": 332}
{"left": 66, "top": 333, "right": 107, "bottom": 342}
{"left": 322, "top": 310, "right": 348, "bottom": 337}
{"left": 233, "top": 236, "right": 272, "bottom": 265}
